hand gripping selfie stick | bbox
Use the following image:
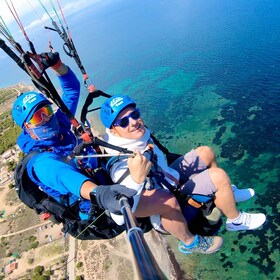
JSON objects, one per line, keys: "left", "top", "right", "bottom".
{"left": 119, "top": 196, "right": 167, "bottom": 280}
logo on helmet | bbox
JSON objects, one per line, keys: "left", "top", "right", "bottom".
{"left": 102, "top": 107, "right": 112, "bottom": 116}
{"left": 110, "top": 97, "right": 124, "bottom": 108}
{"left": 23, "top": 93, "right": 37, "bottom": 105}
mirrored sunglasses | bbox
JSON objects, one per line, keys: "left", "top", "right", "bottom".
{"left": 28, "top": 105, "right": 54, "bottom": 126}
{"left": 113, "top": 108, "right": 141, "bottom": 128}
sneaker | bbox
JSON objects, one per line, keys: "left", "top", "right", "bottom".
{"left": 226, "top": 212, "right": 266, "bottom": 231}
{"left": 178, "top": 235, "right": 223, "bottom": 255}
{"left": 232, "top": 185, "right": 255, "bottom": 202}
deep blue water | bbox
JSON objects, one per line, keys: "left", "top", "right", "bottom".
{"left": 1, "top": 0, "right": 280, "bottom": 279}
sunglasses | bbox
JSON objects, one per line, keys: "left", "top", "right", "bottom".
{"left": 28, "top": 105, "right": 54, "bottom": 126}
{"left": 113, "top": 108, "right": 141, "bottom": 128}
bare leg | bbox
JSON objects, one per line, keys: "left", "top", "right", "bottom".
{"left": 208, "top": 167, "right": 239, "bottom": 219}
{"left": 195, "top": 147, "right": 239, "bottom": 219}
{"left": 195, "top": 146, "right": 218, "bottom": 168}
{"left": 135, "top": 189, "right": 195, "bottom": 245}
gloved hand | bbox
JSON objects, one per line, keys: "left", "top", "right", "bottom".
{"left": 39, "top": 52, "right": 61, "bottom": 70}
{"left": 90, "top": 185, "right": 137, "bottom": 214}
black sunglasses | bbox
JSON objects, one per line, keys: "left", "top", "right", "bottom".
{"left": 113, "top": 108, "right": 141, "bottom": 128}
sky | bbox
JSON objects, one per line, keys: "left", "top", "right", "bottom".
{"left": 0, "top": 0, "right": 103, "bottom": 34}
{"left": 0, "top": 0, "right": 111, "bottom": 86}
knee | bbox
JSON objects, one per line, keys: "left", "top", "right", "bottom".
{"left": 168, "top": 196, "right": 181, "bottom": 211}
{"left": 195, "top": 146, "right": 216, "bottom": 166}
{"left": 208, "top": 167, "right": 230, "bottom": 189}
{"left": 158, "top": 191, "right": 181, "bottom": 211}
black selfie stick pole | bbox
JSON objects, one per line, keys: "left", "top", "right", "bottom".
{"left": 119, "top": 196, "right": 167, "bottom": 280}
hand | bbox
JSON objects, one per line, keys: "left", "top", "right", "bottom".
{"left": 91, "top": 184, "right": 137, "bottom": 214}
{"left": 128, "top": 150, "right": 152, "bottom": 184}
{"left": 39, "top": 52, "right": 61, "bottom": 69}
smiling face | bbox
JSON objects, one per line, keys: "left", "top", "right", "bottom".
{"left": 110, "top": 106, "right": 146, "bottom": 139}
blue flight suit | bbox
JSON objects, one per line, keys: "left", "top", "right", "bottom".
{"left": 17, "top": 68, "right": 96, "bottom": 219}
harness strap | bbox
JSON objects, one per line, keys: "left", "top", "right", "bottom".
{"left": 148, "top": 168, "right": 177, "bottom": 193}
{"left": 106, "top": 152, "right": 178, "bottom": 193}
{"left": 60, "top": 194, "right": 71, "bottom": 207}
{"left": 154, "top": 163, "right": 180, "bottom": 186}
{"left": 116, "top": 169, "right": 130, "bottom": 184}
{"left": 150, "top": 152, "right": 180, "bottom": 189}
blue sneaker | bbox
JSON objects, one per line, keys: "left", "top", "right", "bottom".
{"left": 178, "top": 235, "right": 223, "bottom": 255}
{"left": 232, "top": 185, "right": 255, "bottom": 202}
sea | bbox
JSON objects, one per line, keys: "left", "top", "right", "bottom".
{"left": 1, "top": 0, "right": 279, "bottom": 279}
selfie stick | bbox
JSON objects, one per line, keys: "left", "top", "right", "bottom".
{"left": 119, "top": 196, "right": 167, "bottom": 280}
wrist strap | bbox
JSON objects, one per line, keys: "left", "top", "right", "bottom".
{"left": 51, "top": 63, "right": 68, "bottom": 76}
{"left": 50, "top": 59, "right": 62, "bottom": 70}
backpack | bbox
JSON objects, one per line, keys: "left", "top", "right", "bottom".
{"left": 14, "top": 151, "right": 127, "bottom": 240}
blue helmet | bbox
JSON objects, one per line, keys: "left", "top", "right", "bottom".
{"left": 12, "top": 92, "right": 52, "bottom": 128}
{"left": 100, "top": 94, "right": 136, "bottom": 128}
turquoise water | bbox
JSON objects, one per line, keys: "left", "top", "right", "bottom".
{"left": 2, "top": 0, "right": 280, "bottom": 279}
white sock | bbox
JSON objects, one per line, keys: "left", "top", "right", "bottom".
{"left": 228, "top": 212, "right": 242, "bottom": 223}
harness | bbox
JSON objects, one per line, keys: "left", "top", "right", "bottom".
{"left": 106, "top": 144, "right": 179, "bottom": 193}
{"left": 15, "top": 149, "right": 127, "bottom": 240}
{"left": 105, "top": 143, "right": 222, "bottom": 236}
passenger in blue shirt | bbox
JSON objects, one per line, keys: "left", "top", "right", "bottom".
{"left": 12, "top": 52, "right": 139, "bottom": 220}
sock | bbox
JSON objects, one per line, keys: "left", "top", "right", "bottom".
{"left": 182, "top": 235, "right": 198, "bottom": 248}
{"left": 228, "top": 212, "right": 242, "bottom": 223}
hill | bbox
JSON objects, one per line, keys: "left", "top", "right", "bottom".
{"left": 0, "top": 84, "right": 36, "bottom": 155}
{"left": 0, "top": 84, "right": 35, "bottom": 114}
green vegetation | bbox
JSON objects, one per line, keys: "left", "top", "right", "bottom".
{"left": 0, "top": 110, "right": 21, "bottom": 155}
{"left": 44, "top": 269, "right": 52, "bottom": 277}
{"left": 0, "top": 88, "right": 17, "bottom": 105}
{"left": 6, "top": 160, "right": 17, "bottom": 172}
{"left": 30, "top": 265, "right": 51, "bottom": 280}
{"left": 0, "top": 86, "right": 27, "bottom": 155}
{"left": 76, "top": 261, "right": 83, "bottom": 269}
{"left": 34, "top": 265, "right": 45, "bottom": 275}
{"left": 29, "top": 236, "right": 39, "bottom": 250}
